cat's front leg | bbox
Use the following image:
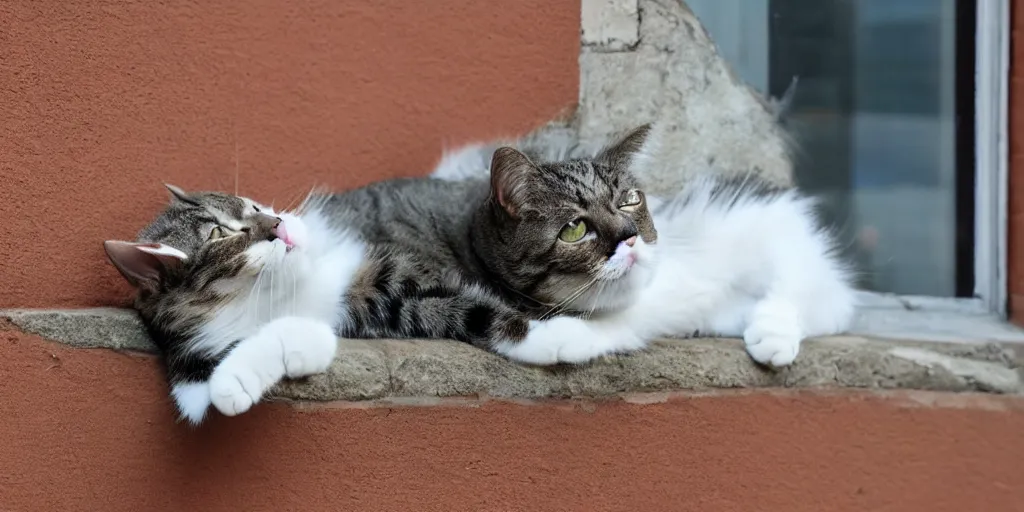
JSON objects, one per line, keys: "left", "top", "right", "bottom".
{"left": 209, "top": 316, "right": 337, "bottom": 417}
{"left": 494, "top": 316, "right": 645, "bottom": 365}
{"left": 740, "top": 274, "right": 856, "bottom": 367}
{"left": 742, "top": 298, "right": 803, "bottom": 367}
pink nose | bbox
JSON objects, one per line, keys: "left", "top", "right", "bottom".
{"left": 624, "top": 236, "right": 637, "bottom": 247}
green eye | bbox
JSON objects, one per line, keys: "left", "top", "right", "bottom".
{"left": 208, "top": 226, "right": 227, "bottom": 240}
{"left": 620, "top": 189, "right": 642, "bottom": 208}
{"left": 558, "top": 219, "right": 588, "bottom": 243}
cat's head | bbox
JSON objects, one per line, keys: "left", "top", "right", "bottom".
{"left": 475, "top": 124, "right": 658, "bottom": 314}
{"left": 104, "top": 185, "right": 318, "bottom": 315}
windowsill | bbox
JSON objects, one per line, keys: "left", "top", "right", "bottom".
{"left": 2, "top": 308, "right": 1021, "bottom": 404}
{"left": 852, "top": 299, "right": 1024, "bottom": 345}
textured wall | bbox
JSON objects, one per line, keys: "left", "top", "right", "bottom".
{"left": 529, "top": 0, "right": 793, "bottom": 198}
{"left": 0, "top": 0, "right": 579, "bottom": 308}
{"left": 3, "top": 331, "right": 1024, "bottom": 512}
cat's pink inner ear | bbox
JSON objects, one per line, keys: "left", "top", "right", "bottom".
{"left": 136, "top": 244, "right": 188, "bottom": 261}
{"left": 103, "top": 241, "right": 186, "bottom": 290}
{"left": 164, "top": 183, "right": 195, "bottom": 204}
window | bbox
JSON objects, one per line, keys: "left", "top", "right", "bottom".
{"left": 688, "top": 0, "right": 1007, "bottom": 314}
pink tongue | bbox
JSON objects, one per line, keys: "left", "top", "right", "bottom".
{"left": 275, "top": 222, "right": 294, "bottom": 247}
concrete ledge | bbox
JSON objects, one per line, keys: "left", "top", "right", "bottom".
{"left": 3, "top": 309, "right": 1022, "bottom": 401}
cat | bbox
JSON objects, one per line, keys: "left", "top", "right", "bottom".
{"left": 329, "top": 121, "right": 854, "bottom": 364}
{"left": 102, "top": 126, "right": 661, "bottom": 424}
{"left": 325, "top": 125, "right": 660, "bottom": 319}
{"left": 104, "top": 188, "right": 366, "bottom": 424}
{"left": 426, "top": 122, "right": 858, "bottom": 366}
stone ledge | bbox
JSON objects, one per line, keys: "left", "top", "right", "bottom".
{"left": 3, "top": 308, "right": 1022, "bottom": 401}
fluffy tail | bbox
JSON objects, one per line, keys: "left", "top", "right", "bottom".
{"left": 170, "top": 381, "right": 212, "bottom": 425}
{"left": 430, "top": 142, "right": 502, "bottom": 182}
{"left": 429, "top": 125, "right": 590, "bottom": 181}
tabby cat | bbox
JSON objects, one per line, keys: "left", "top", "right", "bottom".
{"left": 431, "top": 123, "right": 857, "bottom": 366}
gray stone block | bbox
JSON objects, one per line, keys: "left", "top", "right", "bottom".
{"left": 274, "top": 339, "right": 392, "bottom": 401}
{"left": 4, "top": 309, "right": 1021, "bottom": 402}
{"left": 383, "top": 339, "right": 565, "bottom": 398}
{"left": 2, "top": 307, "right": 153, "bottom": 352}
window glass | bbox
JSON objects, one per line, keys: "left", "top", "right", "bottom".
{"left": 688, "top": 0, "right": 967, "bottom": 296}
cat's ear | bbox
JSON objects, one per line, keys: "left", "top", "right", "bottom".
{"left": 595, "top": 123, "right": 653, "bottom": 170}
{"left": 164, "top": 183, "right": 196, "bottom": 205}
{"left": 103, "top": 241, "right": 187, "bottom": 291}
{"left": 490, "top": 147, "right": 538, "bottom": 217}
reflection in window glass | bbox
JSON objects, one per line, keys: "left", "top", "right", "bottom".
{"left": 688, "top": 0, "right": 968, "bottom": 296}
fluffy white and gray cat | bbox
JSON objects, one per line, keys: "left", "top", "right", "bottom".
{"left": 429, "top": 123, "right": 857, "bottom": 367}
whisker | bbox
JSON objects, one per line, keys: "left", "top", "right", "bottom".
{"left": 249, "top": 264, "right": 268, "bottom": 325}
{"left": 548, "top": 281, "right": 594, "bottom": 315}
{"left": 279, "top": 188, "right": 306, "bottom": 215}
{"left": 541, "top": 276, "right": 600, "bottom": 320}
{"left": 290, "top": 262, "right": 298, "bottom": 316}
{"left": 501, "top": 281, "right": 554, "bottom": 308}
{"left": 296, "top": 185, "right": 327, "bottom": 215}
{"left": 269, "top": 265, "right": 276, "bottom": 315}
{"left": 583, "top": 281, "right": 607, "bottom": 320}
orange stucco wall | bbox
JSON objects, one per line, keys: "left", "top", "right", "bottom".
{"left": 0, "top": 0, "right": 579, "bottom": 309}
{"left": 4, "top": 330, "right": 1024, "bottom": 512}
{"left": 5, "top": 3, "right": 1024, "bottom": 512}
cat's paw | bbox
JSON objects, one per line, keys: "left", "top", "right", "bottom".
{"left": 546, "top": 318, "right": 611, "bottom": 364}
{"left": 495, "top": 317, "right": 620, "bottom": 365}
{"left": 281, "top": 321, "right": 338, "bottom": 379}
{"left": 743, "top": 300, "right": 803, "bottom": 367}
{"left": 493, "top": 319, "right": 564, "bottom": 365}
{"left": 744, "top": 331, "right": 800, "bottom": 367}
{"left": 209, "top": 364, "right": 266, "bottom": 417}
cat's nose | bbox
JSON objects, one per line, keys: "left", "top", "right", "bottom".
{"left": 616, "top": 224, "right": 638, "bottom": 245}
{"left": 254, "top": 212, "right": 282, "bottom": 232}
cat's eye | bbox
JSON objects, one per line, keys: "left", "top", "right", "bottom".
{"left": 620, "top": 189, "right": 643, "bottom": 209}
{"left": 208, "top": 226, "right": 227, "bottom": 241}
{"left": 253, "top": 205, "right": 261, "bottom": 213}
{"left": 558, "top": 219, "right": 588, "bottom": 243}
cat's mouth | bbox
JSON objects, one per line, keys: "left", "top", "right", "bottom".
{"left": 272, "top": 219, "right": 298, "bottom": 252}
{"left": 602, "top": 237, "right": 640, "bottom": 276}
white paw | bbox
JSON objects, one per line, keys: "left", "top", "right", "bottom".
{"left": 743, "top": 332, "right": 800, "bottom": 367}
{"left": 205, "top": 317, "right": 338, "bottom": 418}
{"left": 743, "top": 301, "right": 803, "bottom": 367}
{"left": 209, "top": 364, "right": 266, "bottom": 417}
{"left": 545, "top": 318, "right": 606, "bottom": 364}
{"left": 282, "top": 322, "right": 338, "bottom": 378}
{"left": 492, "top": 320, "right": 559, "bottom": 365}
{"left": 495, "top": 317, "right": 623, "bottom": 365}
